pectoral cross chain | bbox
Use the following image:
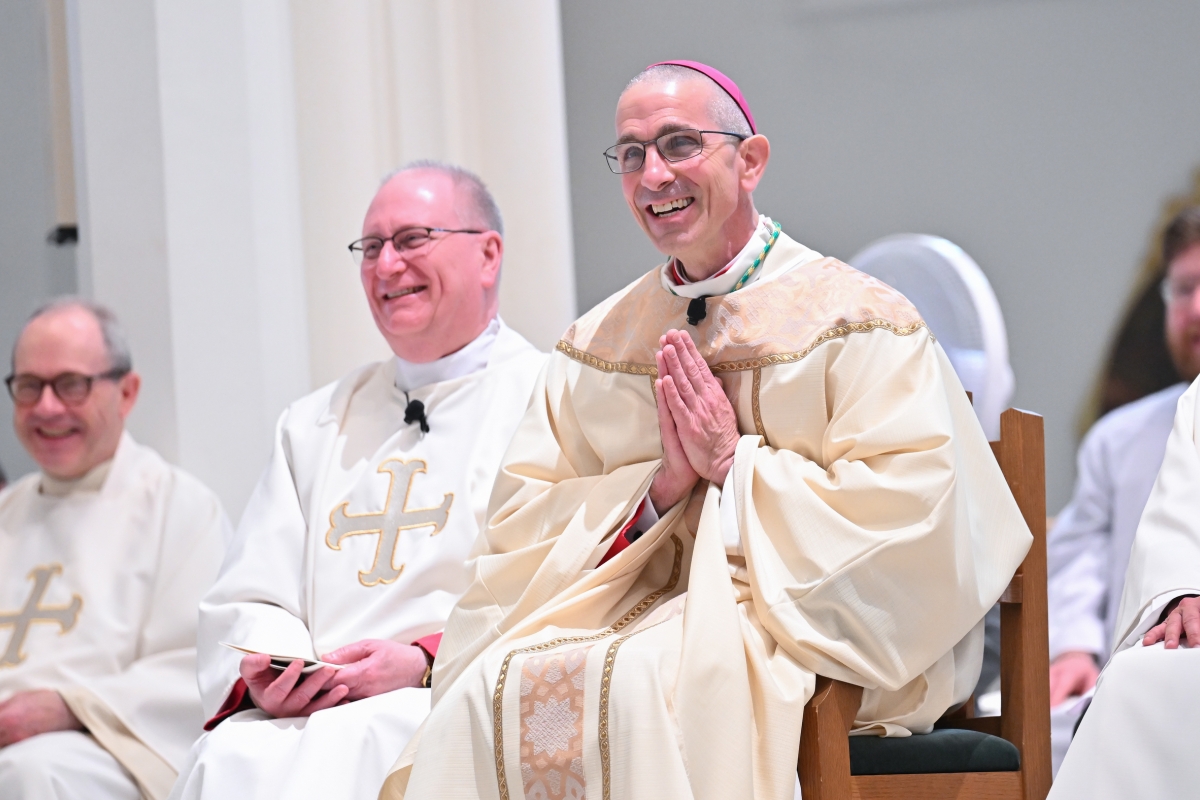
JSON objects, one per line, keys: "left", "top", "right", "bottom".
{"left": 0, "top": 565, "right": 82, "bottom": 668}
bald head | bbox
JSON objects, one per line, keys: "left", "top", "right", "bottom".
{"left": 381, "top": 160, "right": 504, "bottom": 236}
{"left": 624, "top": 64, "right": 753, "bottom": 139}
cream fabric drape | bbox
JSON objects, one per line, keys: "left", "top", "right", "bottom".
{"left": 382, "top": 233, "right": 1031, "bottom": 800}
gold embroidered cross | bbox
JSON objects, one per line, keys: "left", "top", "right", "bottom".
{"left": 0, "top": 564, "right": 83, "bottom": 668}
{"left": 325, "top": 458, "right": 453, "bottom": 587}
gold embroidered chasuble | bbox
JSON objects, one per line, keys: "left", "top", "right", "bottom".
{"left": 383, "top": 232, "right": 1032, "bottom": 800}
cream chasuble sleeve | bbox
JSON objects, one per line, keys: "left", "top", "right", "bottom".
{"left": 387, "top": 247, "right": 1031, "bottom": 800}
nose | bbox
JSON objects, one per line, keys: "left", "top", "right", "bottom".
{"left": 639, "top": 144, "right": 676, "bottom": 192}
{"left": 373, "top": 239, "right": 409, "bottom": 277}
{"left": 30, "top": 383, "right": 68, "bottom": 416}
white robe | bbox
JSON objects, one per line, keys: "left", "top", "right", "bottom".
{"left": 1050, "top": 375, "right": 1200, "bottom": 799}
{"left": 1044, "top": 382, "right": 1184, "bottom": 772}
{"left": 1047, "top": 382, "right": 1186, "bottom": 659}
{"left": 171, "top": 322, "right": 544, "bottom": 800}
{"left": 0, "top": 434, "right": 229, "bottom": 800}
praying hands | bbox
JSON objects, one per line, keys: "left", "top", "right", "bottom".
{"left": 650, "top": 329, "right": 741, "bottom": 512}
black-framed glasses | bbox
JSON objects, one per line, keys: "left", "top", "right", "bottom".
{"left": 603, "top": 128, "right": 748, "bottom": 174}
{"left": 5, "top": 369, "right": 130, "bottom": 408}
{"left": 348, "top": 227, "right": 486, "bottom": 265}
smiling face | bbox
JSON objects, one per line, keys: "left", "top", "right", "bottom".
{"left": 615, "top": 77, "right": 769, "bottom": 279}
{"left": 11, "top": 306, "right": 139, "bottom": 480}
{"left": 1165, "top": 242, "right": 1200, "bottom": 381}
{"left": 360, "top": 169, "right": 503, "bottom": 362}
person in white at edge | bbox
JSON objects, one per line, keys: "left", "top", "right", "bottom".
{"left": 167, "top": 162, "right": 546, "bottom": 800}
{"left": 1048, "top": 369, "right": 1200, "bottom": 799}
{"left": 0, "top": 300, "right": 229, "bottom": 800}
{"left": 1044, "top": 207, "right": 1200, "bottom": 768}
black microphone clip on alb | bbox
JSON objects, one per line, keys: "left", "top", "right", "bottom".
{"left": 403, "top": 392, "right": 430, "bottom": 433}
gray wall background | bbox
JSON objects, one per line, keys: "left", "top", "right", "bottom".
{"left": 0, "top": 0, "right": 77, "bottom": 485}
{"left": 560, "top": 0, "right": 1200, "bottom": 511}
{"left": 4, "top": 0, "right": 1200, "bottom": 514}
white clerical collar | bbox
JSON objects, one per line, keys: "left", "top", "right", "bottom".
{"left": 662, "top": 215, "right": 776, "bottom": 299}
{"left": 393, "top": 317, "right": 500, "bottom": 393}
{"left": 40, "top": 457, "right": 113, "bottom": 497}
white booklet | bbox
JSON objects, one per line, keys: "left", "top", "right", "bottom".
{"left": 220, "top": 642, "right": 344, "bottom": 674}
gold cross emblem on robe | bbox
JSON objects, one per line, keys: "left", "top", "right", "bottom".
{"left": 0, "top": 564, "right": 83, "bottom": 668}
{"left": 325, "top": 458, "right": 453, "bottom": 587}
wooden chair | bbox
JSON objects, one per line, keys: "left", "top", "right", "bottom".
{"left": 798, "top": 408, "right": 1052, "bottom": 800}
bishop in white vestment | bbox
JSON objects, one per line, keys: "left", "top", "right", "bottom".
{"left": 0, "top": 300, "right": 229, "bottom": 800}
{"left": 170, "top": 163, "right": 546, "bottom": 800}
{"left": 384, "top": 62, "right": 1031, "bottom": 800}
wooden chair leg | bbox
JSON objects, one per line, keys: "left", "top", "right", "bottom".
{"left": 798, "top": 677, "right": 863, "bottom": 800}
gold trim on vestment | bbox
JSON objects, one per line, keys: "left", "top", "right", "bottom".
{"left": 555, "top": 341, "right": 657, "bottom": 376}
{"left": 597, "top": 534, "right": 683, "bottom": 800}
{"left": 556, "top": 319, "right": 929, "bottom": 378}
{"left": 751, "top": 367, "right": 765, "bottom": 438}
{"left": 492, "top": 534, "right": 684, "bottom": 800}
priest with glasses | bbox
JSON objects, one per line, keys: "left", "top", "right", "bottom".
{"left": 169, "top": 162, "right": 545, "bottom": 800}
{"left": 0, "top": 299, "right": 228, "bottom": 800}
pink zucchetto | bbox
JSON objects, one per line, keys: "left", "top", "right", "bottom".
{"left": 646, "top": 60, "right": 757, "bottom": 135}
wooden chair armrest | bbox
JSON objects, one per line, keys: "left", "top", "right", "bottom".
{"left": 799, "top": 677, "right": 863, "bottom": 800}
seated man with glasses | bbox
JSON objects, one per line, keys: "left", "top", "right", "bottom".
{"left": 1045, "top": 205, "right": 1200, "bottom": 766}
{"left": 383, "top": 62, "right": 1029, "bottom": 800}
{"left": 0, "top": 299, "right": 228, "bottom": 800}
{"left": 169, "top": 161, "right": 545, "bottom": 800}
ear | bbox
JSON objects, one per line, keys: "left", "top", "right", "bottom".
{"left": 737, "top": 134, "right": 770, "bottom": 193}
{"left": 479, "top": 231, "right": 504, "bottom": 290}
{"left": 117, "top": 372, "right": 141, "bottom": 420}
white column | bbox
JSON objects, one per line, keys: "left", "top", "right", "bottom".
{"left": 66, "top": 0, "right": 310, "bottom": 518}
{"left": 293, "top": 0, "right": 577, "bottom": 387}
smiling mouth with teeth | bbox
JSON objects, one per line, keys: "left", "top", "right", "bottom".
{"left": 384, "top": 286, "right": 426, "bottom": 300}
{"left": 650, "top": 197, "right": 694, "bottom": 217}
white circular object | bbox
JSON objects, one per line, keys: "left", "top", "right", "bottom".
{"left": 850, "top": 234, "right": 1014, "bottom": 440}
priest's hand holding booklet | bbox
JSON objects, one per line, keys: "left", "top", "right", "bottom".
{"left": 224, "top": 639, "right": 430, "bottom": 717}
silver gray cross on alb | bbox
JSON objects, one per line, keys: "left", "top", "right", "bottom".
{"left": 325, "top": 458, "right": 453, "bottom": 587}
{"left": 0, "top": 564, "right": 83, "bottom": 667}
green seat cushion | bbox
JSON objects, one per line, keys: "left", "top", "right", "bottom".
{"left": 849, "top": 729, "right": 1020, "bottom": 775}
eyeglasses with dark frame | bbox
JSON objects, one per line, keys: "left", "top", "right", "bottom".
{"left": 5, "top": 369, "right": 130, "bottom": 408}
{"left": 348, "top": 227, "right": 487, "bottom": 266}
{"left": 603, "top": 128, "right": 748, "bottom": 174}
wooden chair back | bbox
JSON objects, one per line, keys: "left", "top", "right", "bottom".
{"left": 798, "top": 408, "right": 1052, "bottom": 800}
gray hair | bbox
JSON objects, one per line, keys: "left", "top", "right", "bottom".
{"left": 382, "top": 160, "right": 504, "bottom": 236}
{"left": 12, "top": 297, "right": 132, "bottom": 374}
{"left": 625, "top": 64, "right": 754, "bottom": 138}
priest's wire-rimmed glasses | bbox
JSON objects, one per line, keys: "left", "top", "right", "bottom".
{"left": 348, "top": 227, "right": 486, "bottom": 266}
{"left": 603, "top": 128, "right": 748, "bottom": 174}
{"left": 5, "top": 369, "right": 130, "bottom": 407}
